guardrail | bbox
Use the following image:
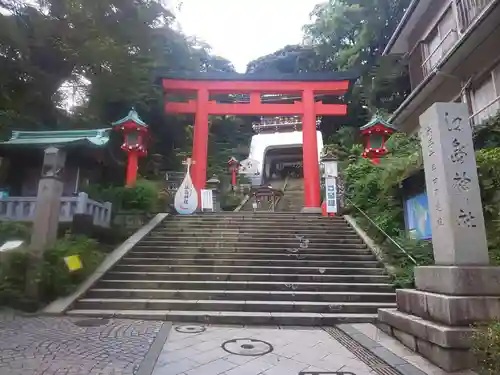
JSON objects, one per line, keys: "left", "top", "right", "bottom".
{"left": 346, "top": 197, "right": 418, "bottom": 265}
{"left": 0, "top": 192, "right": 112, "bottom": 228}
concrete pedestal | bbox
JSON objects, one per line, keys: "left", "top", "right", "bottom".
{"left": 378, "top": 266, "right": 500, "bottom": 372}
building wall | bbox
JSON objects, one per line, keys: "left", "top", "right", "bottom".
{"left": 395, "top": 2, "right": 500, "bottom": 133}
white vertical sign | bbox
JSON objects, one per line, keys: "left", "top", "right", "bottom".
{"left": 201, "top": 189, "right": 213, "bottom": 212}
{"left": 325, "top": 177, "right": 337, "bottom": 214}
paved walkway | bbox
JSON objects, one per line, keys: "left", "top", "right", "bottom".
{"left": 0, "top": 312, "right": 478, "bottom": 375}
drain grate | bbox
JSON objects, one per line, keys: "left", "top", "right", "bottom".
{"left": 324, "top": 327, "right": 402, "bottom": 375}
{"left": 72, "top": 318, "right": 110, "bottom": 327}
{"left": 222, "top": 338, "right": 273, "bottom": 357}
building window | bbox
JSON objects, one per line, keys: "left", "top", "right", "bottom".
{"left": 470, "top": 65, "right": 500, "bottom": 126}
{"left": 422, "top": 8, "right": 457, "bottom": 77}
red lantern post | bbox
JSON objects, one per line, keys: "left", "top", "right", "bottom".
{"left": 360, "top": 118, "right": 397, "bottom": 165}
{"left": 112, "top": 108, "right": 149, "bottom": 187}
{"left": 227, "top": 157, "right": 239, "bottom": 189}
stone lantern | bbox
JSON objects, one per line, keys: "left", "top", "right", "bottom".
{"left": 360, "top": 117, "right": 397, "bottom": 165}
{"left": 112, "top": 108, "right": 149, "bottom": 187}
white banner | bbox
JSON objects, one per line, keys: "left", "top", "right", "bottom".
{"left": 174, "top": 159, "right": 198, "bottom": 215}
{"left": 201, "top": 189, "right": 213, "bottom": 212}
{"left": 325, "top": 177, "right": 337, "bottom": 214}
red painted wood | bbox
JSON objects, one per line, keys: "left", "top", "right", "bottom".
{"left": 126, "top": 151, "right": 139, "bottom": 187}
{"left": 165, "top": 100, "right": 347, "bottom": 116}
{"left": 163, "top": 79, "right": 350, "bottom": 94}
{"left": 302, "top": 89, "right": 321, "bottom": 209}
{"left": 191, "top": 88, "right": 209, "bottom": 198}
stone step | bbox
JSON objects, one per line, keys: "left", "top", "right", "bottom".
{"left": 119, "top": 257, "right": 380, "bottom": 268}
{"left": 147, "top": 235, "right": 363, "bottom": 244}
{"left": 126, "top": 252, "right": 376, "bottom": 261}
{"left": 137, "top": 240, "right": 367, "bottom": 250}
{"left": 75, "top": 298, "right": 396, "bottom": 314}
{"left": 155, "top": 227, "right": 358, "bottom": 235}
{"left": 149, "top": 231, "right": 360, "bottom": 239}
{"left": 104, "top": 271, "right": 391, "bottom": 283}
{"left": 67, "top": 309, "right": 378, "bottom": 325}
{"left": 96, "top": 279, "right": 394, "bottom": 293}
{"left": 161, "top": 221, "right": 350, "bottom": 228}
{"left": 132, "top": 245, "right": 372, "bottom": 255}
{"left": 86, "top": 288, "right": 396, "bottom": 302}
{"left": 113, "top": 264, "right": 387, "bottom": 275}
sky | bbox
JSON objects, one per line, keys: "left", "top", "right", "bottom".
{"left": 171, "top": 0, "right": 322, "bottom": 72}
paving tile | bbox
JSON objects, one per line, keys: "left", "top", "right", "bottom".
{"left": 189, "top": 347, "right": 230, "bottom": 365}
{"left": 224, "top": 356, "right": 275, "bottom": 375}
{"left": 159, "top": 347, "right": 201, "bottom": 364}
{"left": 153, "top": 358, "right": 200, "bottom": 375}
{"left": 185, "top": 359, "right": 235, "bottom": 375}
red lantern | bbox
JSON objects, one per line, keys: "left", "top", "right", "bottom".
{"left": 112, "top": 108, "right": 149, "bottom": 187}
{"left": 360, "top": 118, "right": 397, "bottom": 165}
{"left": 227, "top": 157, "right": 240, "bottom": 188}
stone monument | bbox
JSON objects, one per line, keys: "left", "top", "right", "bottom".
{"left": 25, "top": 147, "right": 66, "bottom": 298}
{"left": 378, "top": 103, "right": 500, "bottom": 371}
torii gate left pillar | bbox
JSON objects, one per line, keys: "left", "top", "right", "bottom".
{"left": 162, "top": 73, "right": 355, "bottom": 210}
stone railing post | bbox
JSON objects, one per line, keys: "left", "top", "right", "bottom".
{"left": 75, "top": 192, "right": 89, "bottom": 215}
{"left": 103, "top": 202, "right": 112, "bottom": 227}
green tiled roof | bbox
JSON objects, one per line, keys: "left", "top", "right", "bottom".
{"left": 112, "top": 108, "right": 147, "bottom": 127}
{"left": 360, "top": 117, "right": 397, "bottom": 131}
{"left": 0, "top": 128, "right": 111, "bottom": 148}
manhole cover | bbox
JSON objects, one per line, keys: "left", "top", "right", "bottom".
{"left": 222, "top": 338, "right": 273, "bottom": 356}
{"left": 175, "top": 325, "right": 206, "bottom": 334}
{"left": 73, "top": 318, "right": 110, "bottom": 327}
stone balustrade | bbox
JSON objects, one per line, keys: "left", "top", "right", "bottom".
{"left": 0, "top": 192, "right": 112, "bottom": 228}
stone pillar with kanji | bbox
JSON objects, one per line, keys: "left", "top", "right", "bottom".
{"left": 378, "top": 103, "right": 500, "bottom": 372}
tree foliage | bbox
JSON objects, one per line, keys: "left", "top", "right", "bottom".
{"left": 0, "top": 0, "right": 243, "bottom": 180}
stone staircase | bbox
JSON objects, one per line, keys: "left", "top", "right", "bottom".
{"left": 68, "top": 213, "right": 396, "bottom": 325}
{"left": 278, "top": 177, "right": 304, "bottom": 212}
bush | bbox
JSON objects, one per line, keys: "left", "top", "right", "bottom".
{"left": 85, "top": 178, "right": 159, "bottom": 212}
{"left": 39, "top": 235, "right": 105, "bottom": 301}
{"left": 0, "top": 234, "right": 105, "bottom": 310}
{"left": 0, "top": 221, "right": 31, "bottom": 243}
{"left": 472, "top": 322, "right": 500, "bottom": 375}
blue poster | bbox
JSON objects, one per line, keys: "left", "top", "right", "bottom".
{"left": 405, "top": 192, "right": 432, "bottom": 240}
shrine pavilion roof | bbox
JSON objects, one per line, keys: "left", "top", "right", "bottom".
{"left": 157, "top": 70, "right": 359, "bottom": 82}
{"left": 360, "top": 117, "right": 398, "bottom": 131}
{"left": 0, "top": 128, "right": 111, "bottom": 148}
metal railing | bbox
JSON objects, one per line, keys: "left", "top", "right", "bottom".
{"left": 469, "top": 95, "right": 500, "bottom": 127}
{"left": 421, "top": 29, "right": 458, "bottom": 78}
{"left": 346, "top": 197, "right": 418, "bottom": 265}
{"left": 456, "top": 0, "right": 493, "bottom": 31}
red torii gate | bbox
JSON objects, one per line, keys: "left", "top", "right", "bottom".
{"left": 161, "top": 72, "right": 356, "bottom": 210}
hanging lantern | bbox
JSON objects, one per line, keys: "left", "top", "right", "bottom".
{"left": 112, "top": 108, "right": 149, "bottom": 187}
{"left": 360, "top": 118, "right": 397, "bottom": 165}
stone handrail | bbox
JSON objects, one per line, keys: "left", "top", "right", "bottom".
{"left": 0, "top": 192, "right": 112, "bottom": 227}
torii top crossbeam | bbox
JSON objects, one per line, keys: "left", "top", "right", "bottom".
{"left": 160, "top": 71, "right": 358, "bottom": 210}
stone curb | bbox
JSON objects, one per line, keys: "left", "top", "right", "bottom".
{"left": 344, "top": 215, "right": 396, "bottom": 275}
{"left": 43, "top": 213, "right": 169, "bottom": 315}
{"left": 136, "top": 321, "right": 172, "bottom": 375}
{"left": 337, "top": 324, "right": 428, "bottom": 375}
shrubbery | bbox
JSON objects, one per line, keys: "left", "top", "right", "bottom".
{"left": 0, "top": 232, "right": 105, "bottom": 311}
{"left": 85, "top": 178, "right": 160, "bottom": 212}
{"left": 472, "top": 322, "right": 500, "bottom": 375}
